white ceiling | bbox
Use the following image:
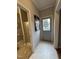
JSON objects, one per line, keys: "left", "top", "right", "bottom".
{"left": 32, "top": 0, "right": 55, "bottom": 11}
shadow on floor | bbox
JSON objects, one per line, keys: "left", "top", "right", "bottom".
{"left": 56, "top": 48, "right": 61, "bottom": 59}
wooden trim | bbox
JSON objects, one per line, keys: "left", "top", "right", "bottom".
{"left": 18, "top": 6, "right": 26, "bottom": 42}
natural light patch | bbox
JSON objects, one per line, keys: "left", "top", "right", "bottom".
{"left": 43, "top": 18, "right": 50, "bottom": 31}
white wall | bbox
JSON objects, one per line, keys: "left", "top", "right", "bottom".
{"left": 17, "top": 0, "right": 40, "bottom": 51}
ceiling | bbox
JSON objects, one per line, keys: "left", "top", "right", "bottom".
{"left": 32, "top": 0, "right": 56, "bottom": 11}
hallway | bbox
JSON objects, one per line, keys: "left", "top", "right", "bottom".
{"left": 29, "top": 42, "right": 58, "bottom": 59}
{"left": 17, "top": 0, "right": 61, "bottom": 59}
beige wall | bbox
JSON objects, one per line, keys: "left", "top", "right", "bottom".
{"left": 54, "top": 12, "right": 59, "bottom": 48}
{"left": 39, "top": 7, "right": 54, "bottom": 42}
{"left": 39, "top": 7, "right": 54, "bottom": 18}
{"left": 17, "top": 0, "right": 40, "bottom": 51}
{"left": 53, "top": 0, "right": 60, "bottom": 48}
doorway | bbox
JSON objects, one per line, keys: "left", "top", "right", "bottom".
{"left": 41, "top": 17, "right": 52, "bottom": 42}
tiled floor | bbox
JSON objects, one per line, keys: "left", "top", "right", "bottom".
{"left": 29, "top": 41, "right": 58, "bottom": 59}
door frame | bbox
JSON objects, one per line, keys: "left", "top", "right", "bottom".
{"left": 17, "top": 3, "right": 34, "bottom": 51}
{"left": 41, "top": 17, "right": 52, "bottom": 42}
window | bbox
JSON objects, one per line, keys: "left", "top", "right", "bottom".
{"left": 43, "top": 18, "right": 50, "bottom": 31}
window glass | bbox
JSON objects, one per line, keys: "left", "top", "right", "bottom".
{"left": 43, "top": 18, "right": 50, "bottom": 31}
